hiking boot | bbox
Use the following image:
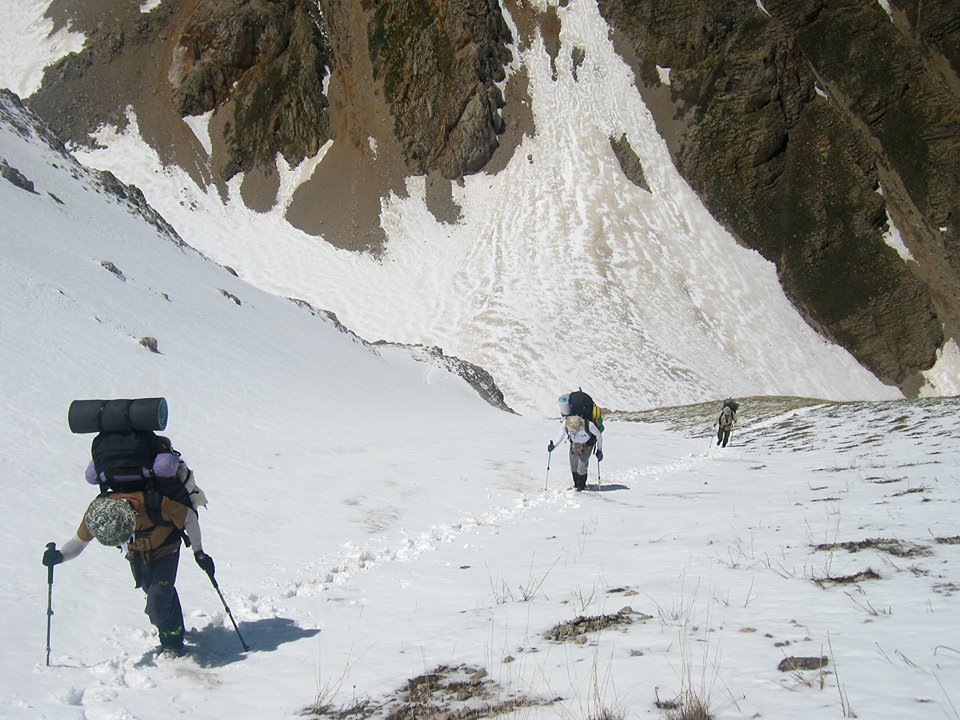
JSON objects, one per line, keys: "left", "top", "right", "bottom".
{"left": 159, "top": 626, "right": 185, "bottom": 657}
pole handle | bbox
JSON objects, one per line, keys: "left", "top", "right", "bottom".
{"left": 46, "top": 542, "right": 56, "bottom": 584}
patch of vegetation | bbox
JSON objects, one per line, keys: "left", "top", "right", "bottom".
{"left": 892, "top": 486, "right": 928, "bottom": 497}
{"left": 656, "top": 689, "right": 711, "bottom": 720}
{"left": 813, "top": 569, "right": 881, "bottom": 587}
{"left": 933, "top": 583, "right": 960, "bottom": 596}
{"left": 587, "top": 708, "right": 625, "bottom": 720}
{"left": 814, "top": 538, "right": 932, "bottom": 557}
{"left": 544, "top": 608, "right": 638, "bottom": 642}
{"left": 303, "top": 664, "right": 549, "bottom": 720}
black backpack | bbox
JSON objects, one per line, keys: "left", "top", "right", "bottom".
{"left": 722, "top": 399, "right": 739, "bottom": 413}
{"left": 568, "top": 389, "right": 604, "bottom": 432}
{"left": 567, "top": 390, "right": 592, "bottom": 419}
{"left": 92, "top": 431, "right": 168, "bottom": 482}
{"left": 91, "top": 431, "right": 193, "bottom": 529}
{"left": 567, "top": 389, "right": 605, "bottom": 445}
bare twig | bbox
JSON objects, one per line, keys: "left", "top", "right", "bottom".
{"left": 743, "top": 577, "right": 755, "bottom": 608}
{"left": 896, "top": 649, "right": 918, "bottom": 667}
{"left": 519, "top": 555, "right": 560, "bottom": 602}
{"left": 828, "top": 633, "right": 857, "bottom": 718}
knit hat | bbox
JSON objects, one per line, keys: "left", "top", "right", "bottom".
{"left": 85, "top": 496, "right": 137, "bottom": 546}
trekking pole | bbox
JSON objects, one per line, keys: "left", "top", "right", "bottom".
{"left": 203, "top": 570, "right": 250, "bottom": 651}
{"left": 45, "top": 542, "right": 56, "bottom": 666}
{"left": 544, "top": 449, "right": 553, "bottom": 491}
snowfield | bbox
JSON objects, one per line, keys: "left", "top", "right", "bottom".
{"left": 2, "top": 89, "right": 960, "bottom": 720}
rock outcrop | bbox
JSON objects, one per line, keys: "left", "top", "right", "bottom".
{"left": 172, "top": 0, "right": 333, "bottom": 178}
{"left": 597, "top": 0, "right": 959, "bottom": 390}
{"left": 366, "top": 0, "right": 514, "bottom": 178}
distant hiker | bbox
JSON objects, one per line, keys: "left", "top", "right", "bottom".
{"left": 717, "top": 398, "right": 738, "bottom": 447}
{"left": 548, "top": 413, "right": 603, "bottom": 492}
{"left": 42, "top": 433, "right": 213, "bottom": 657}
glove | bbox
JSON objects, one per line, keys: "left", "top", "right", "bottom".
{"left": 42, "top": 546, "right": 64, "bottom": 567}
{"left": 547, "top": 441, "right": 555, "bottom": 452}
{"left": 194, "top": 551, "right": 215, "bottom": 578}
{"left": 596, "top": 450, "right": 603, "bottom": 462}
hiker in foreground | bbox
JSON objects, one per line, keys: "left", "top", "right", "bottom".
{"left": 42, "top": 430, "right": 213, "bottom": 657}
{"left": 717, "top": 398, "right": 738, "bottom": 447}
{"left": 548, "top": 412, "right": 603, "bottom": 492}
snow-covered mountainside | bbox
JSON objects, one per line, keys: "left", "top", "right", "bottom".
{"left": 4, "top": 1, "right": 957, "bottom": 415}
{"left": 7, "top": 3, "right": 958, "bottom": 414}
{"left": 3, "top": 80, "right": 960, "bottom": 720}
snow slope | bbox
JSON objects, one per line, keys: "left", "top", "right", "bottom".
{"left": 3, "top": 0, "right": 941, "bottom": 416}
{"left": 3, "top": 90, "right": 960, "bottom": 720}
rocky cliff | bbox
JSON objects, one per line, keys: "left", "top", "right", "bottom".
{"left": 595, "top": 0, "right": 959, "bottom": 391}
{"left": 366, "top": 0, "right": 513, "bottom": 178}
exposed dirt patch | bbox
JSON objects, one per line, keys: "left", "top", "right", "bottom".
{"left": 284, "top": 0, "right": 407, "bottom": 253}
{"left": 239, "top": 167, "right": 282, "bottom": 214}
{"left": 424, "top": 173, "right": 462, "bottom": 225}
{"left": 936, "top": 536, "right": 960, "bottom": 545}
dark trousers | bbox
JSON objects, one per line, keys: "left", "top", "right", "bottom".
{"left": 134, "top": 551, "right": 185, "bottom": 648}
{"left": 717, "top": 426, "right": 731, "bottom": 447}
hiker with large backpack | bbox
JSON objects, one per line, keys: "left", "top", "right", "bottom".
{"left": 717, "top": 398, "right": 738, "bottom": 447}
{"left": 42, "top": 398, "right": 214, "bottom": 657}
{"left": 547, "top": 389, "right": 604, "bottom": 492}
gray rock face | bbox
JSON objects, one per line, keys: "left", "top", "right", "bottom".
{"left": 173, "top": 0, "right": 333, "bottom": 178}
{"left": 1, "top": 161, "right": 36, "bottom": 193}
{"left": 366, "top": 0, "right": 514, "bottom": 178}
{"left": 596, "top": 0, "right": 959, "bottom": 390}
{"left": 610, "top": 134, "right": 649, "bottom": 191}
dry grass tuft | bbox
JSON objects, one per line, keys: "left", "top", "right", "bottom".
{"left": 657, "top": 690, "right": 711, "bottom": 720}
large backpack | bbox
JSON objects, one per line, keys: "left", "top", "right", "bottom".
{"left": 719, "top": 405, "right": 735, "bottom": 428}
{"left": 566, "top": 389, "right": 604, "bottom": 433}
{"left": 91, "top": 431, "right": 203, "bottom": 526}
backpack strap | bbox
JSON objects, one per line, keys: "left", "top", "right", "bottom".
{"left": 142, "top": 487, "right": 168, "bottom": 527}
{"left": 138, "top": 486, "right": 191, "bottom": 549}
{"left": 584, "top": 421, "right": 597, "bottom": 446}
